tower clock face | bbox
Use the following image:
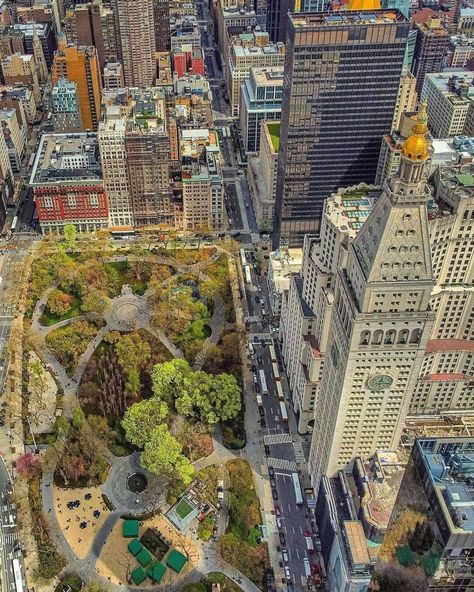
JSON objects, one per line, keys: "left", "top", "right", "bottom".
{"left": 367, "top": 374, "right": 393, "bottom": 391}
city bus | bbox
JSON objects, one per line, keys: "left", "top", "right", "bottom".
{"left": 292, "top": 472, "right": 304, "bottom": 505}
{"left": 12, "top": 558, "right": 24, "bottom": 592}
{"left": 272, "top": 362, "right": 280, "bottom": 381}
{"left": 276, "top": 381, "right": 284, "bottom": 401}
{"left": 10, "top": 216, "right": 18, "bottom": 232}
{"left": 240, "top": 248, "right": 247, "bottom": 268}
{"left": 259, "top": 369, "right": 268, "bottom": 395}
{"left": 279, "top": 400, "right": 288, "bottom": 422}
{"left": 244, "top": 265, "right": 252, "bottom": 284}
{"left": 269, "top": 344, "right": 277, "bottom": 363}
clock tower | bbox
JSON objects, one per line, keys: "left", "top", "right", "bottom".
{"left": 308, "top": 103, "right": 436, "bottom": 484}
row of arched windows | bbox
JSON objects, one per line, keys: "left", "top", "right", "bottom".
{"left": 359, "top": 329, "right": 421, "bottom": 346}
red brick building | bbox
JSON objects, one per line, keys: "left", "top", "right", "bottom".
{"left": 30, "top": 133, "right": 109, "bottom": 233}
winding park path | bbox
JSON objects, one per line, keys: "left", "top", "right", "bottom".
{"left": 29, "top": 250, "right": 227, "bottom": 414}
{"left": 31, "top": 247, "right": 260, "bottom": 591}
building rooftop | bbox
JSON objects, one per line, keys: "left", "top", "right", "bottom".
{"left": 289, "top": 9, "right": 407, "bottom": 29}
{"left": 233, "top": 43, "right": 283, "bottom": 58}
{"left": 425, "top": 71, "right": 474, "bottom": 104}
{"left": 326, "top": 183, "right": 380, "bottom": 233}
{"left": 420, "top": 438, "right": 474, "bottom": 534}
{"left": 252, "top": 66, "right": 284, "bottom": 88}
{"left": 30, "top": 133, "right": 101, "bottom": 185}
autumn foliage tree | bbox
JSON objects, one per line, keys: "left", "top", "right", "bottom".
{"left": 47, "top": 289, "right": 73, "bottom": 316}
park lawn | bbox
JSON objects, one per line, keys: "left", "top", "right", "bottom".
{"left": 105, "top": 260, "right": 149, "bottom": 296}
{"left": 39, "top": 294, "right": 82, "bottom": 326}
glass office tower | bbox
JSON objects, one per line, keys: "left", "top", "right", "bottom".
{"left": 273, "top": 10, "right": 410, "bottom": 248}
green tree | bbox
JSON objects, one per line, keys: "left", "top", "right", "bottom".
{"left": 47, "top": 289, "right": 73, "bottom": 316}
{"left": 72, "top": 406, "right": 85, "bottom": 429}
{"left": 81, "top": 290, "right": 111, "bottom": 316}
{"left": 125, "top": 368, "right": 141, "bottom": 399}
{"left": 62, "top": 223, "right": 77, "bottom": 252}
{"left": 115, "top": 333, "right": 151, "bottom": 376}
{"left": 83, "top": 582, "right": 112, "bottom": 592}
{"left": 140, "top": 424, "right": 194, "bottom": 485}
{"left": 151, "top": 359, "right": 192, "bottom": 405}
{"left": 122, "top": 398, "right": 169, "bottom": 448}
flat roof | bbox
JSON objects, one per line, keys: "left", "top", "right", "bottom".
{"left": 289, "top": 9, "right": 407, "bottom": 28}
{"left": 30, "top": 133, "right": 102, "bottom": 186}
{"left": 344, "top": 521, "right": 371, "bottom": 566}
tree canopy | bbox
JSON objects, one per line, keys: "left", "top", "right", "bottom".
{"left": 122, "top": 398, "right": 169, "bottom": 448}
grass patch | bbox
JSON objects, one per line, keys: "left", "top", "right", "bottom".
{"left": 266, "top": 122, "right": 280, "bottom": 152}
{"left": 39, "top": 294, "right": 82, "bottom": 326}
{"left": 175, "top": 497, "right": 194, "bottom": 519}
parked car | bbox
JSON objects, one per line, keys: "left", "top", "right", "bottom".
{"left": 257, "top": 356, "right": 263, "bottom": 364}
{"left": 255, "top": 296, "right": 260, "bottom": 303}
{"left": 255, "top": 384, "right": 261, "bottom": 393}
{"left": 252, "top": 365, "right": 257, "bottom": 372}
{"left": 270, "top": 477, "right": 276, "bottom": 488}
{"left": 279, "top": 532, "right": 286, "bottom": 545}
{"left": 282, "top": 549, "right": 289, "bottom": 563}
{"left": 274, "top": 505, "right": 281, "bottom": 516}
{"left": 284, "top": 567, "right": 291, "bottom": 582}
{"left": 260, "top": 417, "right": 266, "bottom": 428}
{"left": 276, "top": 518, "right": 282, "bottom": 529}
{"left": 268, "top": 466, "right": 275, "bottom": 476}
{"left": 259, "top": 407, "right": 265, "bottom": 417}
{"left": 272, "top": 489, "right": 278, "bottom": 500}
{"left": 264, "top": 444, "right": 271, "bottom": 455}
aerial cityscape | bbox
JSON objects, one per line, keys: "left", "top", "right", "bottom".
{"left": 0, "top": 0, "right": 472, "bottom": 590}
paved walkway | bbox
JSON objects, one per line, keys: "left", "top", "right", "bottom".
{"left": 32, "top": 248, "right": 248, "bottom": 589}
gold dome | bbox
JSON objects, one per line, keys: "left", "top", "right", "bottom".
{"left": 401, "top": 101, "right": 430, "bottom": 161}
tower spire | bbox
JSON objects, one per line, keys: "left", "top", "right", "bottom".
{"left": 401, "top": 101, "right": 430, "bottom": 161}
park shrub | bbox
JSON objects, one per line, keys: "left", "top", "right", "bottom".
{"left": 197, "top": 514, "right": 214, "bottom": 541}
{"left": 220, "top": 533, "right": 269, "bottom": 587}
{"left": 226, "top": 460, "right": 261, "bottom": 540}
{"left": 28, "top": 475, "right": 66, "bottom": 582}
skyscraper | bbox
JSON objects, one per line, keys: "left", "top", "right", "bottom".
{"left": 154, "top": 0, "right": 170, "bottom": 50}
{"left": 308, "top": 104, "right": 436, "bottom": 484}
{"left": 115, "top": 0, "right": 156, "bottom": 86}
{"left": 52, "top": 40, "right": 102, "bottom": 131}
{"left": 272, "top": 11, "right": 409, "bottom": 248}
{"left": 412, "top": 16, "right": 449, "bottom": 95}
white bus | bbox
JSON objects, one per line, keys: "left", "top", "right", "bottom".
{"left": 12, "top": 558, "right": 24, "bottom": 592}
{"left": 244, "top": 265, "right": 252, "bottom": 284}
{"left": 240, "top": 248, "right": 247, "bottom": 268}
{"left": 276, "top": 381, "right": 284, "bottom": 401}
{"left": 259, "top": 369, "right": 268, "bottom": 395}
{"left": 292, "top": 472, "right": 303, "bottom": 505}
{"left": 272, "top": 362, "right": 280, "bottom": 381}
{"left": 269, "top": 344, "right": 277, "bottom": 363}
{"left": 11, "top": 216, "right": 18, "bottom": 231}
{"left": 279, "top": 400, "right": 288, "bottom": 422}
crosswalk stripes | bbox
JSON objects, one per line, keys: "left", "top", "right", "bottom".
{"left": 293, "top": 441, "right": 306, "bottom": 464}
{"left": 1, "top": 533, "right": 17, "bottom": 546}
{"left": 263, "top": 433, "right": 293, "bottom": 445}
{"left": 267, "top": 457, "right": 298, "bottom": 472}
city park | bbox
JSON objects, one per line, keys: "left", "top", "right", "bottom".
{"left": 12, "top": 227, "right": 270, "bottom": 592}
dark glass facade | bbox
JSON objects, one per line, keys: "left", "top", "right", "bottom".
{"left": 273, "top": 11, "right": 410, "bottom": 248}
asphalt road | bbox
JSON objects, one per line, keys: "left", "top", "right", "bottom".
{"left": 243, "top": 253, "right": 316, "bottom": 590}
{"left": 0, "top": 458, "right": 25, "bottom": 592}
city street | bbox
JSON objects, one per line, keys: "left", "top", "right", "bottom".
{"left": 0, "top": 457, "right": 25, "bottom": 592}
{"left": 240, "top": 252, "right": 318, "bottom": 591}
